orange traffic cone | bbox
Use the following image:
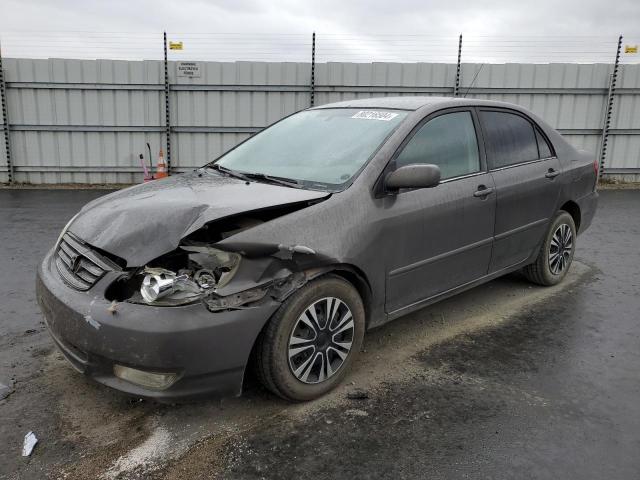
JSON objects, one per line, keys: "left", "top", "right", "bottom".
{"left": 156, "top": 148, "right": 168, "bottom": 178}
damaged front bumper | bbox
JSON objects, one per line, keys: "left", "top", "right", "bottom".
{"left": 36, "top": 248, "right": 281, "bottom": 400}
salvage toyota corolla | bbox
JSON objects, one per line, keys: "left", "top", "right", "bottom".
{"left": 36, "top": 97, "right": 598, "bottom": 401}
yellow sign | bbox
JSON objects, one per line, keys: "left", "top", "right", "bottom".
{"left": 169, "top": 41, "right": 183, "bottom": 51}
{"left": 625, "top": 45, "right": 638, "bottom": 54}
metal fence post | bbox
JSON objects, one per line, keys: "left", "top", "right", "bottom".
{"left": 454, "top": 34, "right": 463, "bottom": 97}
{"left": 163, "top": 31, "right": 172, "bottom": 174}
{"left": 310, "top": 32, "right": 316, "bottom": 107}
{"left": 0, "top": 40, "right": 14, "bottom": 184}
{"left": 598, "top": 34, "right": 623, "bottom": 179}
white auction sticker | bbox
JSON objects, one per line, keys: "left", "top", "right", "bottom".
{"left": 351, "top": 110, "right": 399, "bottom": 121}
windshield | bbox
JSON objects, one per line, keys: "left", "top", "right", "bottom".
{"left": 212, "top": 108, "right": 408, "bottom": 190}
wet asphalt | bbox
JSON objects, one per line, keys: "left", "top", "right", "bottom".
{"left": 0, "top": 188, "right": 639, "bottom": 479}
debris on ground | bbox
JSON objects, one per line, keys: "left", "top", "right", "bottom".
{"left": 346, "top": 389, "right": 369, "bottom": 400}
{"left": 22, "top": 431, "right": 38, "bottom": 457}
{"left": 0, "top": 381, "right": 14, "bottom": 400}
{"left": 345, "top": 409, "right": 369, "bottom": 417}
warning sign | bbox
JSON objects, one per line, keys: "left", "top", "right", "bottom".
{"left": 177, "top": 62, "right": 201, "bottom": 78}
{"left": 625, "top": 45, "right": 638, "bottom": 54}
{"left": 169, "top": 41, "right": 183, "bottom": 50}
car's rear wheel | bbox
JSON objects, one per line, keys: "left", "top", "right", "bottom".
{"left": 523, "top": 210, "right": 576, "bottom": 286}
{"left": 255, "top": 275, "right": 365, "bottom": 401}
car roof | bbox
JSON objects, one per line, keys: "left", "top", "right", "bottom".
{"left": 311, "top": 96, "right": 522, "bottom": 112}
{"left": 309, "top": 95, "right": 566, "bottom": 152}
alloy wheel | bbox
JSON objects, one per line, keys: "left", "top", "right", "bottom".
{"left": 549, "top": 223, "right": 573, "bottom": 275}
{"left": 288, "top": 297, "right": 354, "bottom": 384}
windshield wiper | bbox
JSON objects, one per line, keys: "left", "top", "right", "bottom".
{"left": 207, "top": 163, "right": 251, "bottom": 181}
{"left": 207, "top": 164, "right": 304, "bottom": 189}
{"left": 241, "top": 172, "right": 304, "bottom": 189}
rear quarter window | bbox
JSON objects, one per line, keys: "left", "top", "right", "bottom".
{"left": 536, "top": 128, "right": 554, "bottom": 158}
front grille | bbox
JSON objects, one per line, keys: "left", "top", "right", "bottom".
{"left": 55, "top": 233, "right": 113, "bottom": 291}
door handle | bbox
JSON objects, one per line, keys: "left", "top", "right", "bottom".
{"left": 473, "top": 185, "right": 495, "bottom": 198}
{"left": 545, "top": 168, "right": 560, "bottom": 179}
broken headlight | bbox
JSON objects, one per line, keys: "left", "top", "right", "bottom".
{"left": 140, "top": 269, "right": 203, "bottom": 304}
{"left": 131, "top": 247, "right": 241, "bottom": 306}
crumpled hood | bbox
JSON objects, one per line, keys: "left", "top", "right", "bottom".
{"left": 68, "top": 171, "right": 330, "bottom": 266}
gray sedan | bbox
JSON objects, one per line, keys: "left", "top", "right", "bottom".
{"left": 36, "top": 96, "right": 598, "bottom": 401}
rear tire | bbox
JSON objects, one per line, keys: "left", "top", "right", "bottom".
{"left": 255, "top": 275, "right": 365, "bottom": 402}
{"left": 523, "top": 210, "right": 576, "bottom": 286}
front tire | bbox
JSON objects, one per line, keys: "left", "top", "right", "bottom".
{"left": 523, "top": 210, "right": 576, "bottom": 286}
{"left": 255, "top": 275, "right": 365, "bottom": 401}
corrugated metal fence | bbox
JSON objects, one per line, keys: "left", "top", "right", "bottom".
{"left": 1, "top": 58, "right": 639, "bottom": 184}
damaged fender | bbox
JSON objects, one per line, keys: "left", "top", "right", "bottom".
{"left": 106, "top": 238, "right": 339, "bottom": 313}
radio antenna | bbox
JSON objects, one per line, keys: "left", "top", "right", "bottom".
{"left": 463, "top": 64, "right": 485, "bottom": 98}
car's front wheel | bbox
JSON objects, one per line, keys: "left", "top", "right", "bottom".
{"left": 523, "top": 210, "right": 577, "bottom": 286}
{"left": 256, "top": 275, "right": 365, "bottom": 401}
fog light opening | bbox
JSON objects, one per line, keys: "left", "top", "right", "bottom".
{"left": 113, "top": 365, "right": 178, "bottom": 390}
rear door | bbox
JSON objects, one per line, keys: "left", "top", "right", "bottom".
{"left": 382, "top": 109, "right": 496, "bottom": 314}
{"left": 478, "top": 109, "right": 561, "bottom": 272}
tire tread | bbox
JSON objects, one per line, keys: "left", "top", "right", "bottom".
{"left": 522, "top": 251, "right": 547, "bottom": 285}
{"left": 255, "top": 307, "right": 288, "bottom": 399}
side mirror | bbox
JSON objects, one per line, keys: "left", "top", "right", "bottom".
{"left": 385, "top": 164, "right": 441, "bottom": 191}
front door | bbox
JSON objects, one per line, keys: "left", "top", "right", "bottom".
{"left": 382, "top": 109, "right": 496, "bottom": 314}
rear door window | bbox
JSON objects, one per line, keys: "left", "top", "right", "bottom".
{"left": 480, "top": 110, "right": 539, "bottom": 169}
{"left": 395, "top": 111, "right": 480, "bottom": 180}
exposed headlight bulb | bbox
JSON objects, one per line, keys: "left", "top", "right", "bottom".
{"left": 140, "top": 272, "right": 188, "bottom": 303}
{"left": 136, "top": 246, "right": 240, "bottom": 306}
{"left": 194, "top": 269, "right": 216, "bottom": 289}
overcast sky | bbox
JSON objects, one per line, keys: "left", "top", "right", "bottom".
{"left": 1, "top": 0, "right": 639, "bottom": 62}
